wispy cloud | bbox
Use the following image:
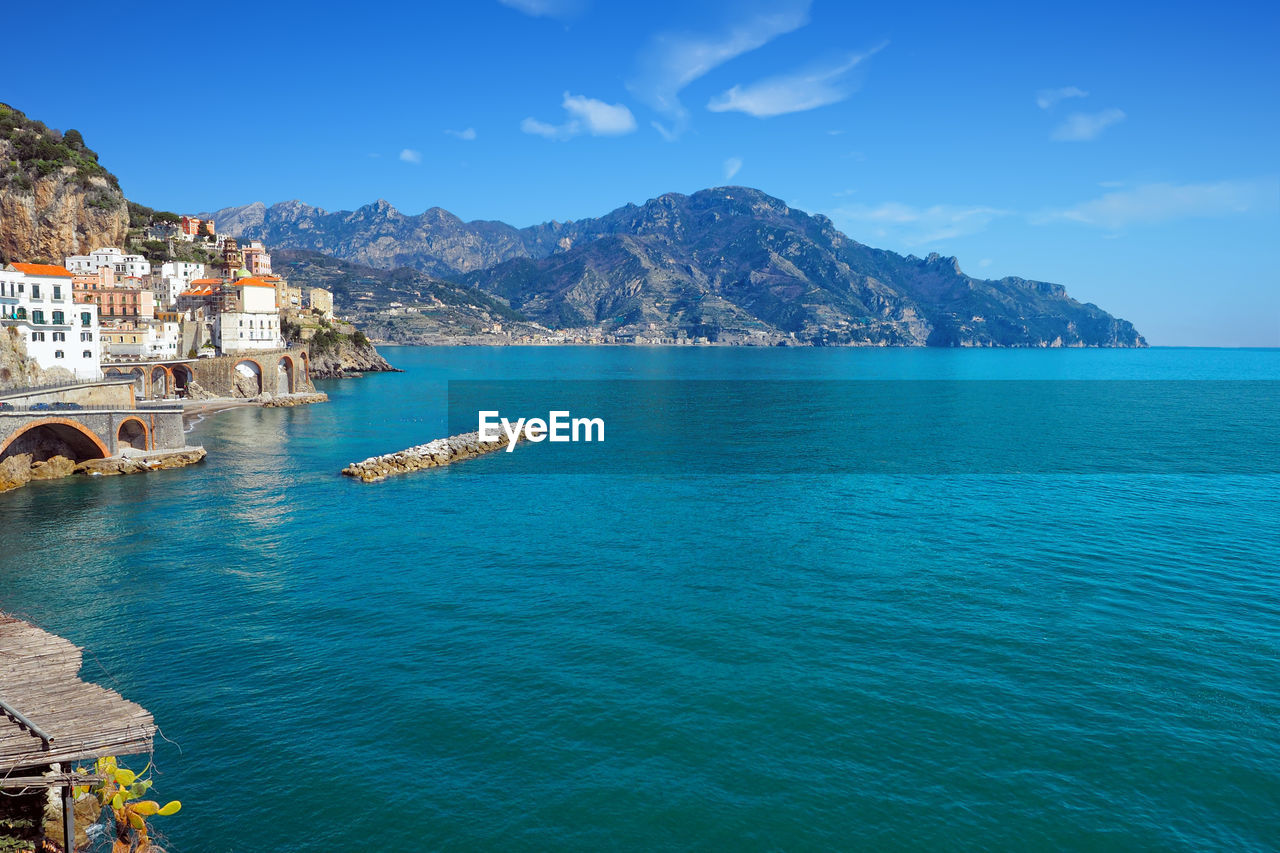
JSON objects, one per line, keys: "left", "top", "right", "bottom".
{"left": 823, "top": 178, "right": 1278, "bottom": 246}
{"left": 724, "top": 157, "right": 743, "bottom": 180}
{"left": 1036, "top": 86, "right": 1088, "bottom": 110}
{"left": 828, "top": 202, "right": 1011, "bottom": 246}
{"left": 707, "top": 43, "right": 885, "bottom": 118}
{"left": 1051, "top": 108, "right": 1125, "bottom": 141}
{"left": 522, "top": 92, "right": 637, "bottom": 140}
{"left": 497, "top": 0, "right": 585, "bottom": 19}
{"left": 628, "top": 0, "right": 812, "bottom": 139}
{"left": 445, "top": 127, "right": 477, "bottom": 141}
{"left": 399, "top": 148, "right": 422, "bottom": 164}
{"left": 1036, "top": 179, "right": 1280, "bottom": 229}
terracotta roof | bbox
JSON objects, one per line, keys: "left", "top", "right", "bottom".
{"left": 190, "top": 278, "right": 223, "bottom": 285}
{"left": 234, "top": 277, "right": 277, "bottom": 288}
{"left": 10, "top": 262, "right": 75, "bottom": 278}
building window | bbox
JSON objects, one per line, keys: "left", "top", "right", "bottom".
{"left": 54, "top": 350, "right": 63, "bottom": 358}
{"left": 82, "top": 312, "right": 91, "bottom": 326}
{"left": 81, "top": 332, "right": 93, "bottom": 341}
{"left": 53, "top": 285, "right": 62, "bottom": 299}
{"left": 53, "top": 332, "right": 65, "bottom": 342}
{"left": 31, "top": 284, "right": 40, "bottom": 299}
{"left": 31, "top": 310, "right": 44, "bottom": 324}
{"left": 83, "top": 350, "right": 92, "bottom": 358}
{"left": 52, "top": 310, "right": 64, "bottom": 325}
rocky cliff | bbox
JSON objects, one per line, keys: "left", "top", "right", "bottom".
{"left": 0, "top": 326, "right": 72, "bottom": 390}
{"left": 305, "top": 333, "right": 398, "bottom": 379}
{"left": 0, "top": 104, "right": 129, "bottom": 264}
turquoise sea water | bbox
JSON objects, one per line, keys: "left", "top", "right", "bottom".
{"left": 2, "top": 346, "right": 1278, "bottom": 852}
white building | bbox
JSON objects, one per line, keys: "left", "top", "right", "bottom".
{"left": 160, "top": 261, "right": 205, "bottom": 284}
{"left": 152, "top": 261, "right": 206, "bottom": 309}
{"left": 64, "top": 247, "right": 151, "bottom": 279}
{"left": 1, "top": 263, "right": 101, "bottom": 380}
{"left": 214, "top": 277, "right": 282, "bottom": 354}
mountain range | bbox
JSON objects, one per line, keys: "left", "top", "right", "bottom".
{"left": 210, "top": 187, "right": 1145, "bottom": 347}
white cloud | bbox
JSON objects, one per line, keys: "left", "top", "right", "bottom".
{"left": 1036, "top": 86, "right": 1088, "bottom": 109}
{"left": 628, "top": 0, "right": 812, "bottom": 139}
{"left": 707, "top": 43, "right": 885, "bottom": 118}
{"left": 445, "top": 127, "right": 477, "bottom": 141}
{"left": 399, "top": 148, "right": 422, "bottom": 164}
{"left": 522, "top": 92, "right": 637, "bottom": 141}
{"left": 497, "top": 0, "right": 584, "bottom": 18}
{"left": 1051, "top": 108, "right": 1125, "bottom": 141}
{"left": 724, "top": 157, "right": 743, "bottom": 180}
{"left": 520, "top": 118, "right": 564, "bottom": 139}
{"left": 1037, "top": 179, "right": 1280, "bottom": 229}
{"left": 828, "top": 202, "right": 1011, "bottom": 246}
{"left": 563, "top": 93, "right": 636, "bottom": 135}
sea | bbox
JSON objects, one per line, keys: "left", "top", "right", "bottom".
{"left": 1, "top": 346, "right": 1277, "bottom": 852}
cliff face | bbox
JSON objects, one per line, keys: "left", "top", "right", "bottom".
{"left": 0, "top": 103, "right": 129, "bottom": 263}
{"left": 0, "top": 326, "right": 72, "bottom": 390}
{"left": 306, "top": 336, "right": 398, "bottom": 380}
{"left": 0, "top": 170, "right": 128, "bottom": 263}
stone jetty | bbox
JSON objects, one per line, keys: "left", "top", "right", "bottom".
{"left": 341, "top": 430, "right": 519, "bottom": 482}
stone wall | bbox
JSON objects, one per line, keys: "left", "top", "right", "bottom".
{"left": 0, "top": 379, "right": 135, "bottom": 409}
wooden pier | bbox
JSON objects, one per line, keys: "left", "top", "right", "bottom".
{"left": 0, "top": 613, "right": 156, "bottom": 850}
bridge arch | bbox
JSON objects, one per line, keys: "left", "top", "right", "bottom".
{"left": 128, "top": 367, "right": 146, "bottom": 397}
{"left": 0, "top": 418, "right": 110, "bottom": 464}
{"left": 234, "top": 359, "right": 263, "bottom": 397}
{"left": 150, "top": 365, "right": 172, "bottom": 398}
{"left": 276, "top": 355, "right": 295, "bottom": 395}
{"left": 171, "top": 363, "right": 193, "bottom": 395}
{"left": 116, "top": 417, "right": 149, "bottom": 452}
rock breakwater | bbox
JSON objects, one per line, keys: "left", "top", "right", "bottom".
{"left": 262, "top": 392, "right": 329, "bottom": 408}
{"left": 341, "top": 430, "right": 518, "bottom": 482}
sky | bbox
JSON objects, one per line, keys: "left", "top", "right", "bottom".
{"left": 7, "top": 0, "right": 1279, "bottom": 346}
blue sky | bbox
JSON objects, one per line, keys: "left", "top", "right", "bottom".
{"left": 9, "top": 0, "right": 1279, "bottom": 345}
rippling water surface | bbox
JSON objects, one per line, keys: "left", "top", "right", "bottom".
{"left": 1, "top": 347, "right": 1277, "bottom": 851}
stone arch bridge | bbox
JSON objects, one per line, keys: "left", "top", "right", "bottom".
{"left": 100, "top": 347, "right": 312, "bottom": 401}
{"left": 0, "top": 379, "right": 185, "bottom": 465}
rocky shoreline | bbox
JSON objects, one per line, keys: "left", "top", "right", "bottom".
{"left": 307, "top": 338, "right": 400, "bottom": 379}
{"left": 342, "top": 430, "right": 519, "bottom": 482}
{"left": 0, "top": 446, "right": 207, "bottom": 493}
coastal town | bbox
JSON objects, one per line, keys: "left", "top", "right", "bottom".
{"left": 0, "top": 217, "right": 346, "bottom": 494}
